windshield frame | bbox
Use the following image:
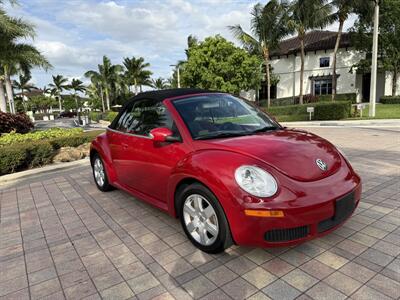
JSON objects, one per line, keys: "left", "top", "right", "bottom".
{"left": 170, "top": 93, "right": 282, "bottom": 140}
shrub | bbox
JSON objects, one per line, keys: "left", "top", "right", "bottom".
{"left": 89, "top": 111, "right": 102, "bottom": 122}
{"left": 0, "top": 128, "right": 83, "bottom": 146}
{"left": 0, "top": 144, "right": 28, "bottom": 175}
{"left": 0, "top": 112, "right": 34, "bottom": 133}
{"left": 0, "top": 129, "right": 104, "bottom": 175}
{"left": 380, "top": 96, "right": 400, "bottom": 104}
{"left": 265, "top": 101, "right": 351, "bottom": 121}
{"left": 105, "top": 111, "right": 118, "bottom": 122}
{"left": 26, "top": 141, "right": 54, "bottom": 168}
{"left": 318, "top": 93, "right": 357, "bottom": 103}
{"left": 314, "top": 101, "right": 351, "bottom": 120}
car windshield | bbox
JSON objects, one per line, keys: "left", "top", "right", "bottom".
{"left": 173, "top": 94, "right": 280, "bottom": 140}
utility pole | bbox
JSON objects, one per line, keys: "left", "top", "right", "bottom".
{"left": 369, "top": 0, "right": 379, "bottom": 117}
{"left": 170, "top": 64, "right": 181, "bottom": 88}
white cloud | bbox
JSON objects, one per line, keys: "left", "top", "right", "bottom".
{"left": 6, "top": 0, "right": 354, "bottom": 89}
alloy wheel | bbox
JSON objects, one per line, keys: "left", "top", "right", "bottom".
{"left": 93, "top": 158, "right": 105, "bottom": 187}
{"left": 183, "top": 194, "right": 219, "bottom": 246}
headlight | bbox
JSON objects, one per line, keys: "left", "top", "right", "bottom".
{"left": 234, "top": 165, "right": 278, "bottom": 197}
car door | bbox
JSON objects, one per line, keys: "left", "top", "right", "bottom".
{"left": 111, "top": 98, "right": 190, "bottom": 203}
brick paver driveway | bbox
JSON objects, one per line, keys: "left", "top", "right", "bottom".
{"left": 1, "top": 126, "right": 399, "bottom": 300}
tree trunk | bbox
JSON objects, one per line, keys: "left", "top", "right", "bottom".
{"left": 0, "top": 79, "right": 6, "bottom": 112}
{"left": 58, "top": 91, "right": 62, "bottom": 112}
{"left": 332, "top": 20, "right": 344, "bottom": 101}
{"left": 263, "top": 47, "right": 271, "bottom": 108}
{"left": 299, "top": 35, "right": 305, "bottom": 105}
{"left": 4, "top": 68, "right": 15, "bottom": 113}
{"left": 392, "top": 69, "right": 398, "bottom": 96}
{"left": 100, "top": 86, "right": 105, "bottom": 112}
{"left": 75, "top": 94, "right": 82, "bottom": 125}
{"left": 105, "top": 88, "right": 110, "bottom": 110}
{"left": 134, "top": 78, "right": 138, "bottom": 95}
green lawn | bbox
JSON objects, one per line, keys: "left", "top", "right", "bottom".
{"left": 271, "top": 104, "right": 400, "bottom": 122}
{"left": 356, "top": 104, "right": 400, "bottom": 119}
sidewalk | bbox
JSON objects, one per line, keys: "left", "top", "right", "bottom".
{"left": 281, "top": 118, "right": 400, "bottom": 128}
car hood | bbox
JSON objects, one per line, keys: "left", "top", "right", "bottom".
{"left": 195, "top": 129, "right": 343, "bottom": 182}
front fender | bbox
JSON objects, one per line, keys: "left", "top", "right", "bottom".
{"left": 91, "top": 133, "right": 117, "bottom": 183}
{"left": 167, "top": 150, "right": 261, "bottom": 242}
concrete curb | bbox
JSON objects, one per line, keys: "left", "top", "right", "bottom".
{"left": 0, "top": 158, "right": 90, "bottom": 186}
{"left": 281, "top": 118, "right": 400, "bottom": 127}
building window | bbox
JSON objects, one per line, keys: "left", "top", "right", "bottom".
{"left": 313, "top": 79, "right": 332, "bottom": 95}
{"left": 320, "top": 57, "right": 330, "bottom": 68}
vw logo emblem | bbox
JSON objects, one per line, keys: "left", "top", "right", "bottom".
{"left": 316, "top": 158, "right": 328, "bottom": 171}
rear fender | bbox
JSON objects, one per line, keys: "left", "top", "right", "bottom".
{"left": 91, "top": 133, "right": 117, "bottom": 183}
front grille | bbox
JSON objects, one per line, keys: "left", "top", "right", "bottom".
{"left": 265, "top": 225, "right": 310, "bottom": 242}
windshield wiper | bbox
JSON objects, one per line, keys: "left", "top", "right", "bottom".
{"left": 194, "top": 132, "right": 249, "bottom": 140}
{"left": 251, "top": 126, "right": 278, "bottom": 134}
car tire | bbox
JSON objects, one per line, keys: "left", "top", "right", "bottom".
{"left": 92, "top": 153, "right": 113, "bottom": 192}
{"left": 177, "top": 183, "right": 233, "bottom": 253}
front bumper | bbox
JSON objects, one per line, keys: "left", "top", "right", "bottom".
{"left": 228, "top": 180, "right": 362, "bottom": 248}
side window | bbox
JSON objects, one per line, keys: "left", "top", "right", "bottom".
{"left": 115, "top": 99, "right": 176, "bottom": 136}
{"left": 320, "top": 57, "right": 330, "bottom": 68}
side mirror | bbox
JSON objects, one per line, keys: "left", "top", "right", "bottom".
{"left": 150, "top": 127, "right": 180, "bottom": 142}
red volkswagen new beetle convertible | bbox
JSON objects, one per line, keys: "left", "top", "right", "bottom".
{"left": 90, "top": 89, "right": 361, "bottom": 253}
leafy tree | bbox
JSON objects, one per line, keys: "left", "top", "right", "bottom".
{"left": 181, "top": 35, "right": 262, "bottom": 94}
{"left": 229, "top": 1, "right": 289, "bottom": 106}
{"left": 48, "top": 75, "right": 69, "bottom": 112}
{"left": 28, "top": 95, "right": 57, "bottom": 113}
{"left": 123, "top": 56, "right": 152, "bottom": 94}
{"left": 69, "top": 78, "right": 86, "bottom": 124}
{"left": 287, "top": 0, "right": 333, "bottom": 104}
{"left": 150, "top": 77, "right": 167, "bottom": 90}
{"left": 350, "top": 0, "right": 400, "bottom": 96}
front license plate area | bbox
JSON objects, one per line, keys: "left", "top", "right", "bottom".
{"left": 318, "top": 192, "right": 355, "bottom": 233}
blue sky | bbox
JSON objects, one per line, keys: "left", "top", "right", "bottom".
{"left": 6, "top": 0, "right": 356, "bottom": 89}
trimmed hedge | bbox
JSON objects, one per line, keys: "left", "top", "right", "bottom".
{"left": 380, "top": 96, "right": 400, "bottom": 104}
{"left": 266, "top": 101, "right": 351, "bottom": 121}
{"left": 0, "top": 112, "right": 34, "bottom": 133}
{"left": 0, "top": 130, "right": 104, "bottom": 175}
{"left": 0, "top": 128, "right": 83, "bottom": 146}
{"left": 263, "top": 93, "right": 357, "bottom": 107}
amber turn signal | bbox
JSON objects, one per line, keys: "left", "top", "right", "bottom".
{"left": 244, "top": 209, "right": 284, "bottom": 217}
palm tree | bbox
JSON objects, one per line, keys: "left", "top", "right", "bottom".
{"left": 48, "top": 75, "right": 69, "bottom": 112}
{"left": 86, "top": 73, "right": 105, "bottom": 112}
{"left": 229, "top": 1, "right": 289, "bottom": 107}
{"left": 13, "top": 72, "right": 35, "bottom": 111}
{"left": 69, "top": 78, "right": 86, "bottom": 125}
{"left": 150, "top": 77, "right": 167, "bottom": 90}
{"left": 288, "top": 0, "right": 333, "bottom": 104}
{"left": 85, "top": 55, "right": 122, "bottom": 110}
{"left": 0, "top": 69, "right": 6, "bottom": 112}
{"left": 330, "top": 0, "right": 369, "bottom": 101}
{"left": 123, "top": 56, "right": 152, "bottom": 95}
{"left": 0, "top": 10, "right": 51, "bottom": 113}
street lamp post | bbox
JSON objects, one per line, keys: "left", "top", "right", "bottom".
{"left": 369, "top": 0, "right": 379, "bottom": 117}
{"left": 170, "top": 64, "right": 181, "bottom": 88}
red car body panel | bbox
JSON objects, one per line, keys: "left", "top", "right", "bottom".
{"left": 91, "top": 92, "right": 362, "bottom": 248}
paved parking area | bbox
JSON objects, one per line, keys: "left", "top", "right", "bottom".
{"left": 1, "top": 126, "right": 399, "bottom": 300}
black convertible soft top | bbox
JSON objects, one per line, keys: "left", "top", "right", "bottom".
{"left": 128, "top": 88, "right": 217, "bottom": 103}
{"left": 109, "top": 88, "right": 220, "bottom": 129}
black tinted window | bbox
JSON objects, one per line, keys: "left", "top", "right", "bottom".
{"left": 115, "top": 99, "right": 174, "bottom": 136}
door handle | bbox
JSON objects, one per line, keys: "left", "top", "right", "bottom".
{"left": 121, "top": 142, "right": 129, "bottom": 149}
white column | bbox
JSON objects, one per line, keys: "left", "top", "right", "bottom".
{"left": 369, "top": 1, "right": 379, "bottom": 117}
